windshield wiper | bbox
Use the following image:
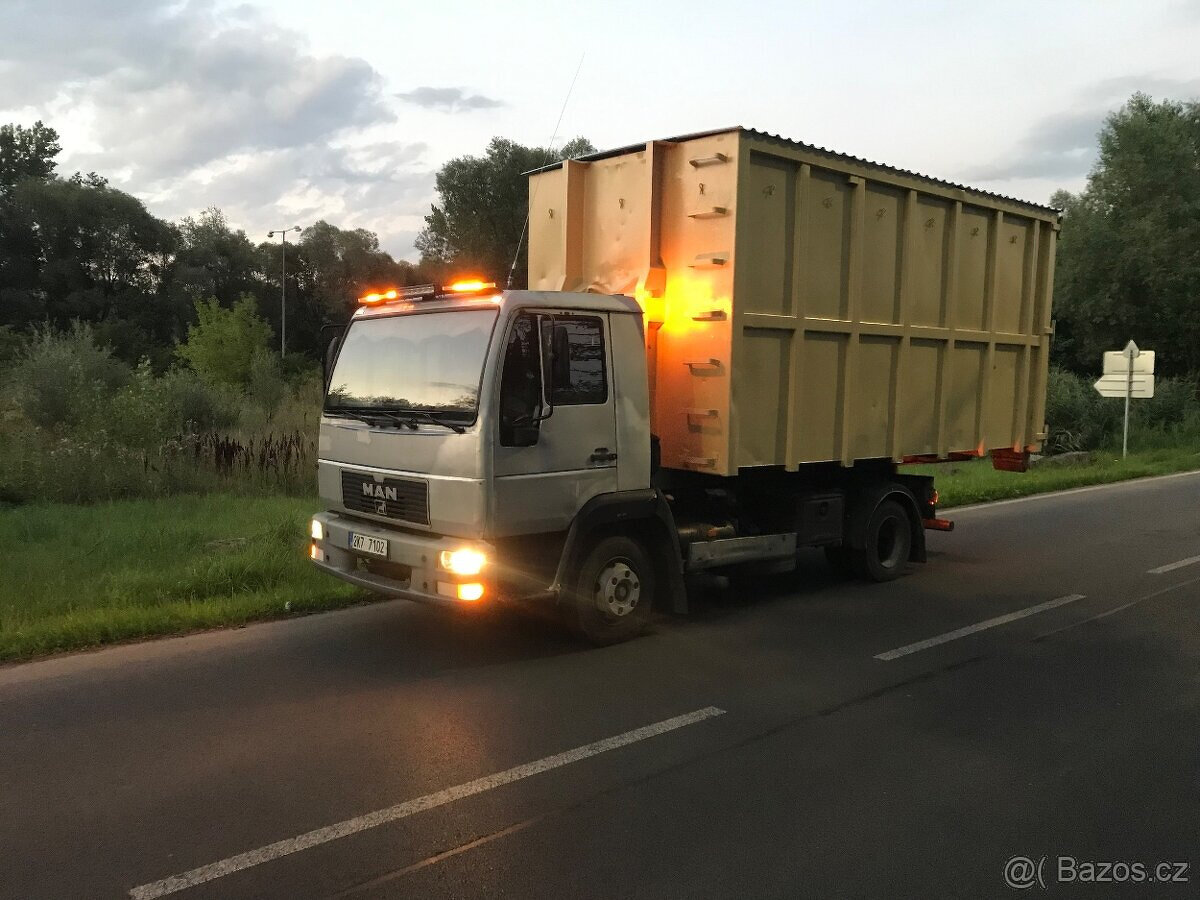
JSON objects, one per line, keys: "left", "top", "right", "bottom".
{"left": 396, "top": 410, "right": 467, "bottom": 434}
{"left": 324, "top": 408, "right": 417, "bottom": 430}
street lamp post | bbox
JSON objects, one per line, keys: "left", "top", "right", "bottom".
{"left": 267, "top": 226, "right": 301, "bottom": 357}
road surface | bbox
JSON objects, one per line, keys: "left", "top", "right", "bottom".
{"left": 3, "top": 472, "right": 1199, "bottom": 898}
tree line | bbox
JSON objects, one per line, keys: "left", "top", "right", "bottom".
{"left": 3, "top": 94, "right": 1198, "bottom": 380}
{"left": 0, "top": 124, "right": 593, "bottom": 371}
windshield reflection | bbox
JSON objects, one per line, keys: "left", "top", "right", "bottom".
{"left": 326, "top": 308, "right": 498, "bottom": 417}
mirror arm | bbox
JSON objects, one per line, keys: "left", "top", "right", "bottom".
{"left": 534, "top": 312, "right": 556, "bottom": 423}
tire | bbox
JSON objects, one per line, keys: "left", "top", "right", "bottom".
{"left": 855, "top": 499, "right": 912, "bottom": 582}
{"left": 566, "top": 535, "right": 655, "bottom": 645}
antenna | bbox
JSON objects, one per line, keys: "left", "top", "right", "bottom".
{"left": 507, "top": 52, "right": 585, "bottom": 289}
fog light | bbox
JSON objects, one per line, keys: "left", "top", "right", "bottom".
{"left": 438, "top": 581, "right": 484, "bottom": 601}
{"left": 311, "top": 519, "right": 324, "bottom": 540}
{"left": 439, "top": 548, "right": 486, "bottom": 576}
{"left": 309, "top": 543, "right": 321, "bottom": 560}
{"left": 457, "top": 583, "right": 485, "bottom": 602}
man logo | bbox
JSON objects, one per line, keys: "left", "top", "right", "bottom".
{"left": 375, "top": 499, "right": 387, "bottom": 515}
{"left": 362, "top": 483, "right": 399, "bottom": 501}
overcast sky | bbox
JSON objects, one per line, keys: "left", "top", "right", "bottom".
{"left": 3, "top": 0, "right": 1199, "bottom": 260}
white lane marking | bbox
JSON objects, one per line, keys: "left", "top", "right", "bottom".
{"left": 1148, "top": 554, "right": 1200, "bottom": 575}
{"left": 875, "top": 594, "right": 1086, "bottom": 661}
{"left": 945, "top": 468, "right": 1200, "bottom": 514}
{"left": 129, "top": 706, "right": 726, "bottom": 900}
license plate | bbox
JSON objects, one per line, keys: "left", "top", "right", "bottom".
{"left": 350, "top": 533, "right": 388, "bottom": 557}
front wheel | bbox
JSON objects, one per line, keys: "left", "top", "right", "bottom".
{"left": 566, "top": 535, "right": 655, "bottom": 645}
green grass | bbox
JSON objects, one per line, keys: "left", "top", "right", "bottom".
{"left": 0, "top": 494, "right": 366, "bottom": 662}
{"left": 908, "top": 445, "right": 1200, "bottom": 508}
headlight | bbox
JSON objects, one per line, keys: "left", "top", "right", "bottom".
{"left": 439, "top": 548, "right": 486, "bottom": 576}
{"left": 311, "top": 519, "right": 324, "bottom": 540}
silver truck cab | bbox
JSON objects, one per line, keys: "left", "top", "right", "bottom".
{"left": 309, "top": 284, "right": 655, "bottom": 626}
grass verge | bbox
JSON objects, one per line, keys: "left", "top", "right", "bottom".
{"left": 2, "top": 445, "right": 1198, "bottom": 663}
{"left": 0, "top": 494, "right": 365, "bottom": 662}
{"left": 908, "top": 445, "right": 1200, "bottom": 508}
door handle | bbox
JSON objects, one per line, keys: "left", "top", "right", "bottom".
{"left": 589, "top": 447, "right": 618, "bottom": 464}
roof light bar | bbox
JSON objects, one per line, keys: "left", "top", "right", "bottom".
{"left": 448, "top": 280, "right": 496, "bottom": 293}
{"left": 358, "top": 289, "right": 398, "bottom": 305}
{"left": 356, "top": 281, "right": 499, "bottom": 306}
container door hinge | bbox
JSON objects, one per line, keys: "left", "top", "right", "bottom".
{"left": 689, "top": 252, "right": 729, "bottom": 268}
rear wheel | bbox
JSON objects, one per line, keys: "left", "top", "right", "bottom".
{"left": 854, "top": 500, "right": 912, "bottom": 582}
{"left": 566, "top": 535, "right": 655, "bottom": 645}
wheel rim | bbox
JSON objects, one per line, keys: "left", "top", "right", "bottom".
{"left": 876, "top": 516, "right": 906, "bottom": 570}
{"left": 593, "top": 558, "right": 641, "bottom": 618}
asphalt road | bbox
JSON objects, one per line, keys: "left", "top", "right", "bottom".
{"left": 3, "top": 472, "right": 1199, "bottom": 899}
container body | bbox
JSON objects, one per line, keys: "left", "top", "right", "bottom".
{"left": 528, "top": 128, "right": 1059, "bottom": 476}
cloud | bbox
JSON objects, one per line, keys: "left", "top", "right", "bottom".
{"left": 962, "top": 75, "right": 1200, "bottom": 182}
{"left": 395, "top": 86, "right": 503, "bottom": 112}
{"left": 963, "top": 109, "right": 1102, "bottom": 181}
{"left": 148, "top": 140, "right": 436, "bottom": 258}
{"left": 0, "top": 0, "right": 431, "bottom": 256}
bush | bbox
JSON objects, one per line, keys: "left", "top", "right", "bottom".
{"left": 176, "top": 295, "right": 274, "bottom": 387}
{"left": 97, "top": 362, "right": 236, "bottom": 451}
{"left": 6, "top": 322, "right": 129, "bottom": 430}
{"left": 247, "top": 350, "right": 288, "bottom": 421}
{"left": 0, "top": 325, "right": 24, "bottom": 364}
{"left": 1044, "top": 367, "right": 1200, "bottom": 453}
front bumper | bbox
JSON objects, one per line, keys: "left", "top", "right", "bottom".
{"left": 309, "top": 511, "right": 493, "bottom": 606}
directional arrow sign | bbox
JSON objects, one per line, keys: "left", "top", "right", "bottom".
{"left": 1103, "top": 350, "right": 1155, "bottom": 375}
{"left": 1094, "top": 373, "right": 1154, "bottom": 398}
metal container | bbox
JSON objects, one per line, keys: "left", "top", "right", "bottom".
{"left": 528, "top": 127, "right": 1059, "bottom": 476}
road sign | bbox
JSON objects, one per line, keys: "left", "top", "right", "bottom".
{"left": 1102, "top": 350, "right": 1155, "bottom": 375}
{"left": 1093, "top": 373, "right": 1155, "bottom": 398}
{"left": 1095, "top": 341, "right": 1156, "bottom": 458}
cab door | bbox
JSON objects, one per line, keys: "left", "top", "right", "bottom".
{"left": 492, "top": 310, "right": 617, "bottom": 536}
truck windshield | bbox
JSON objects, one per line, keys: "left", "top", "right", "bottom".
{"left": 325, "top": 308, "right": 498, "bottom": 419}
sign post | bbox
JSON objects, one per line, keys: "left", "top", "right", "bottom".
{"left": 1094, "top": 342, "right": 1155, "bottom": 458}
{"left": 1122, "top": 341, "right": 1135, "bottom": 458}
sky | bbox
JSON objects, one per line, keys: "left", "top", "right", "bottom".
{"left": 2, "top": 0, "right": 1199, "bottom": 261}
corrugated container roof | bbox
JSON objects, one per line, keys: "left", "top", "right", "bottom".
{"left": 529, "top": 126, "right": 1060, "bottom": 216}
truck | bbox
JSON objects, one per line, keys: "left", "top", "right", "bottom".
{"left": 309, "top": 127, "right": 1060, "bottom": 644}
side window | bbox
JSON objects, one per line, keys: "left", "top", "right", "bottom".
{"left": 498, "top": 313, "right": 543, "bottom": 445}
{"left": 543, "top": 315, "right": 607, "bottom": 406}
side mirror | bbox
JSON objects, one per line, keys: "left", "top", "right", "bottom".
{"left": 509, "top": 423, "right": 540, "bottom": 447}
{"left": 321, "top": 324, "right": 346, "bottom": 389}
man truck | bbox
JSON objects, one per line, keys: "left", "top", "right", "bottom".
{"left": 309, "top": 127, "right": 1060, "bottom": 644}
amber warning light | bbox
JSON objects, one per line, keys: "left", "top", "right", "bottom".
{"left": 448, "top": 280, "right": 495, "bottom": 293}
{"left": 357, "top": 282, "right": 497, "bottom": 305}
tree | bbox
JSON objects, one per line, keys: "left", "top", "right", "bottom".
{"left": 416, "top": 136, "right": 595, "bottom": 288}
{"left": 3, "top": 173, "right": 176, "bottom": 359}
{"left": 0, "top": 121, "right": 60, "bottom": 193}
{"left": 169, "top": 208, "right": 264, "bottom": 308}
{"left": 176, "top": 295, "right": 273, "bottom": 387}
{"left": 1053, "top": 93, "right": 1200, "bottom": 375}
{"left": 0, "top": 122, "right": 62, "bottom": 317}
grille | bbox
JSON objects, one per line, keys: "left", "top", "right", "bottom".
{"left": 340, "top": 469, "right": 430, "bottom": 526}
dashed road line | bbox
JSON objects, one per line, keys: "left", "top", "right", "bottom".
{"left": 129, "top": 706, "right": 726, "bottom": 899}
{"left": 1148, "top": 554, "right": 1200, "bottom": 575}
{"left": 875, "top": 594, "right": 1086, "bottom": 661}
